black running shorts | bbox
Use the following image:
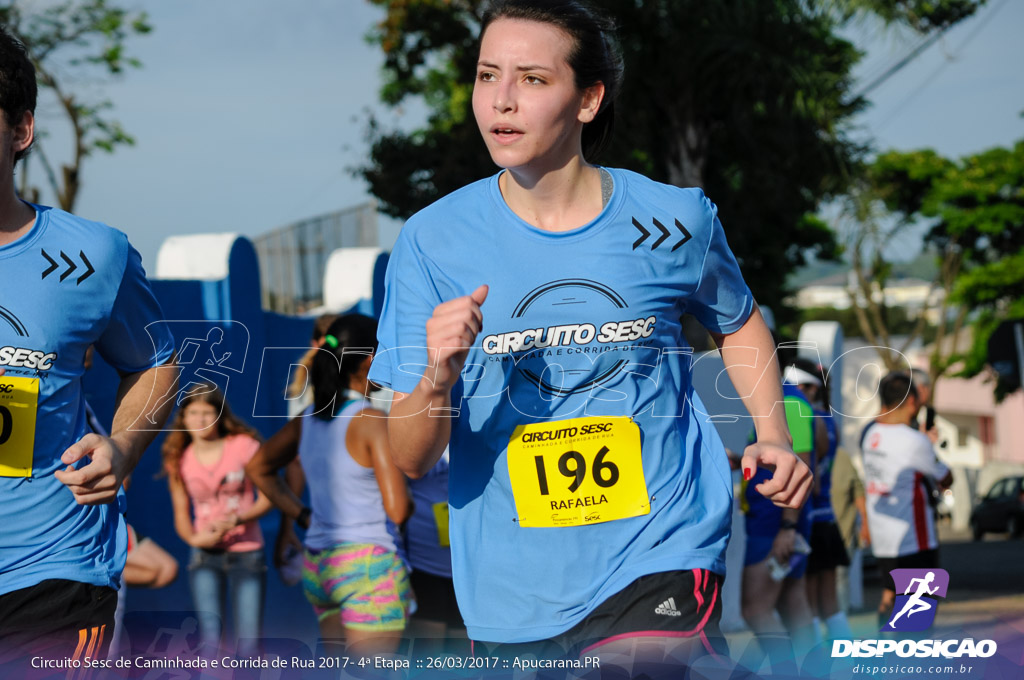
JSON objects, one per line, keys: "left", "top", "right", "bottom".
{"left": 0, "top": 579, "right": 117, "bottom": 665}
{"left": 807, "top": 520, "right": 852, "bottom": 573}
{"left": 410, "top": 569, "right": 464, "bottom": 628}
{"left": 477, "top": 569, "right": 727, "bottom": 659}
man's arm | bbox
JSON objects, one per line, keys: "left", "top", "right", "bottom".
{"left": 55, "top": 359, "right": 178, "bottom": 505}
{"left": 712, "top": 306, "right": 813, "bottom": 509}
{"left": 856, "top": 494, "right": 871, "bottom": 546}
{"left": 245, "top": 417, "right": 307, "bottom": 526}
{"left": 912, "top": 434, "right": 953, "bottom": 487}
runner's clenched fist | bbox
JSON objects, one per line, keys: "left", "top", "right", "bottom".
{"left": 424, "top": 285, "right": 488, "bottom": 394}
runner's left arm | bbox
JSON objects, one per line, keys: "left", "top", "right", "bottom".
{"left": 685, "top": 196, "right": 811, "bottom": 510}
{"left": 272, "top": 459, "right": 306, "bottom": 566}
{"left": 856, "top": 493, "right": 871, "bottom": 546}
{"left": 711, "top": 306, "right": 812, "bottom": 510}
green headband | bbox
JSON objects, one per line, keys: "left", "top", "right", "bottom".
{"left": 324, "top": 334, "right": 339, "bottom": 349}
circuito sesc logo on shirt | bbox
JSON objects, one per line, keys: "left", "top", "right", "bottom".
{"left": 480, "top": 279, "right": 657, "bottom": 397}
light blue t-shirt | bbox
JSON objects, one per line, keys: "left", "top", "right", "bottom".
{"left": 0, "top": 204, "right": 174, "bottom": 597}
{"left": 369, "top": 168, "right": 755, "bottom": 643}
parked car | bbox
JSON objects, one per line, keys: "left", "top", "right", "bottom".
{"left": 970, "top": 476, "right": 1024, "bottom": 540}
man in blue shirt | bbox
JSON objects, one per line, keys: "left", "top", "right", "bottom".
{"left": 0, "top": 26, "right": 177, "bottom": 664}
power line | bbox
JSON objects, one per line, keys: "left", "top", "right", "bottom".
{"left": 853, "top": 30, "right": 937, "bottom": 97}
{"left": 875, "top": 0, "right": 1011, "bottom": 131}
{"left": 849, "top": 0, "right": 1007, "bottom": 102}
{"left": 851, "top": 28, "right": 949, "bottom": 101}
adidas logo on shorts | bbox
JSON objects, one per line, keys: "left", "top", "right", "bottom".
{"left": 655, "top": 597, "right": 682, "bottom": 617}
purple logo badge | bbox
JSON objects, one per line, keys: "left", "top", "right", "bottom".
{"left": 882, "top": 568, "right": 949, "bottom": 632}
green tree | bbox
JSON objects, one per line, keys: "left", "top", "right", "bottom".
{"left": 832, "top": 0, "right": 986, "bottom": 30}
{"left": 1, "top": 0, "right": 151, "bottom": 212}
{"left": 359, "top": 0, "right": 984, "bottom": 316}
{"left": 866, "top": 141, "right": 1024, "bottom": 395}
{"left": 835, "top": 162, "right": 951, "bottom": 373}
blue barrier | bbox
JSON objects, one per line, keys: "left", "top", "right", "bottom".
{"left": 81, "top": 236, "right": 388, "bottom": 650}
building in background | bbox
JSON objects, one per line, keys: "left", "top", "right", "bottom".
{"left": 789, "top": 270, "right": 945, "bottom": 326}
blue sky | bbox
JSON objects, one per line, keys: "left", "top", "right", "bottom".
{"left": 22, "top": 0, "right": 1024, "bottom": 268}
{"left": 849, "top": 0, "right": 1021, "bottom": 155}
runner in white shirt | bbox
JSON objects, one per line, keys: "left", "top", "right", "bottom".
{"left": 861, "top": 372, "right": 952, "bottom": 628}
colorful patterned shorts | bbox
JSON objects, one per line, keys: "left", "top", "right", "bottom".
{"left": 302, "top": 543, "right": 411, "bottom": 631}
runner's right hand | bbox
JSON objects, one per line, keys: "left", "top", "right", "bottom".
{"left": 741, "top": 439, "right": 812, "bottom": 509}
{"left": 424, "top": 285, "right": 488, "bottom": 393}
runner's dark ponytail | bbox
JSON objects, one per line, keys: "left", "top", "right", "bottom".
{"left": 311, "top": 314, "right": 378, "bottom": 420}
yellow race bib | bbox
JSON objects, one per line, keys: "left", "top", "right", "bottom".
{"left": 507, "top": 416, "right": 650, "bottom": 528}
{"left": 432, "top": 501, "right": 450, "bottom": 547}
{"left": 0, "top": 376, "right": 39, "bottom": 477}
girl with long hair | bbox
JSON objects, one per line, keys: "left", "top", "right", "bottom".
{"left": 247, "top": 314, "right": 413, "bottom": 656}
{"left": 161, "top": 388, "right": 271, "bottom": 655}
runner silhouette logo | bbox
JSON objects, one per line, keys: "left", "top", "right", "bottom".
{"left": 883, "top": 568, "right": 949, "bottom": 632}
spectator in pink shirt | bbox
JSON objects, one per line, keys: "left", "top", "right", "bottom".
{"left": 161, "top": 389, "right": 271, "bottom": 655}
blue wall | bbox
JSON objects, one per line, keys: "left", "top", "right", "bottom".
{"left": 82, "top": 237, "right": 387, "bottom": 650}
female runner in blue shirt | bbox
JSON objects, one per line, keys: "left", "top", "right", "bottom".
{"left": 368, "top": 0, "right": 812, "bottom": 665}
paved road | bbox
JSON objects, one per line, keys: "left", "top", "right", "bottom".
{"left": 872, "top": 525, "right": 1024, "bottom": 598}
{"left": 724, "top": 526, "right": 1024, "bottom": 677}
{"left": 726, "top": 524, "right": 1024, "bottom": 645}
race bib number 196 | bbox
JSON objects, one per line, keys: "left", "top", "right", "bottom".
{"left": 507, "top": 416, "right": 650, "bottom": 528}
{"left": 0, "top": 375, "right": 38, "bottom": 477}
